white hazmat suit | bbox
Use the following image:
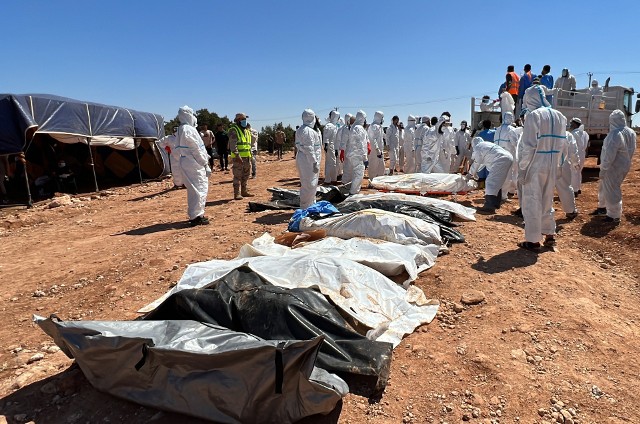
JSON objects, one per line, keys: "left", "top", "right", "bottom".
{"left": 556, "top": 131, "right": 580, "bottom": 214}
{"left": 348, "top": 110, "right": 368, "bottom": 195}
{"left": 469, "top": 138, "right": 514, "bottom": 211}
{"left": 452, "top": 124, "right": 471, "bottom": 173}
{"left": 338, "top": 113, "right": 354, "bottom": 184}
{"left": 414, "top": 116, "right": 429, "bottom": 171}
{"left": 518, "top": 85, "right": 568, "bottom": 244}
{"left": 295, "top": 109, "right": 322, "bottom": 209}
{"left": 570, "top": 122, "right": 589, "bottom": 193}
{"left": 421, "top": 116, "right": 453, "bottom": 174}
{"left": 386, "top": 120, "right": 401, "bottom": 173}
{"left": 323, "top": 110, "right": 340, "bottom": 184}
{"left": 367, "top": 111, "right": 385, "bottom": 179}
{"left": 403, "top": 115, "right": 417, "bottom": 173}
{"left": 493, "top": 112, "right": 520, "bottom": 198}
{"left": 157, "top": 132, "right": 184, "bottom": 187}
{"left": 176, "top": 106, "right": 210, "bottom": 221}
{"left": 597, "top": 109, "right": 636, "bottom": 220}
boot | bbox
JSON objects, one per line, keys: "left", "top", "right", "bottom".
{"left": 478, "top": 195, "right": 498, "bottom": 214}
{"left": 496, "top": 190, "right": 503, "bottom": 208}
{"left": 241, "top": 185, "right": 254, "bottom": 197}
{"left": 234, "top": 187, "right": 243, "bottom": 200}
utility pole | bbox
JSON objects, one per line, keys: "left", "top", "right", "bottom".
{"left": 587, "top": 72, "right": 593, "bottom": 86}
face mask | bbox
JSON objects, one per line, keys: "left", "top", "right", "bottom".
{"left": 240, "top": 119, "right": 248, "bottom": 128}
{"left": 460, "top": 124, "right": 466, "bottom": 130}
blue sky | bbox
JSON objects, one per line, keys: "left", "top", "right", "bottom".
{"left": 2, "top": 1, "right": 639, "bottom": 129}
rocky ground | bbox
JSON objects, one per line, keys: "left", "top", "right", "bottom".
{"left": 0, "top": 146, "right": 639, "bottom": 424}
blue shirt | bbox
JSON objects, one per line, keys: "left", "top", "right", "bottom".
{"left": 540, "top": 74, "right": 554, "bottom": 90}
{"left": 477, "top": 129, "right": 495, "bottom": 142}
{"left": 518, "top": 72, "right": 535, "bottom": 98}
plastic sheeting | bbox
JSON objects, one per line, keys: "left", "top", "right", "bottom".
{"left": 299, "top": 209, "right": 442, "bottom": 247}
{"left": 343, "top": 192, "right": 477, "bottom": 221}
{"left": 143, "top": 266, "right": 393, "bottom": 391}
{"left": 140, "top": 256, "right": 440, "bottom": 347}
{"left": 50, "top": 134, "right": 137, "bottom": 150}
{"left": 249, "top": 185, "right": 350, "bottom": 212}
{"left": 238, "top": 233, "right": 439, "bottom": 285}
{"left": 35, "top": 315, "right": 347, "bottom": 423}
{"left": 370, "top": 173, "right": 477, "bottom": 194}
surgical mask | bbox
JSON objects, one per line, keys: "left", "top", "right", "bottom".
{"left": 460, "top": 124, "right": 466, "bottom": 130}
{"left": 240, "top": 119, "right": 248, "bottom": 128}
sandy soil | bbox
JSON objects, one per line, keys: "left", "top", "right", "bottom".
{"left": 0, "top": 145, "right": 639, "bottom": 424}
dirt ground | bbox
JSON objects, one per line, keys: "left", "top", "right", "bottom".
{"left": 0, "top": 144, "right": 639, "bottom": 424}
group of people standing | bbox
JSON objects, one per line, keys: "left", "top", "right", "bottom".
{"left": 158, "top": 107, "right": 259, "bottom": 226}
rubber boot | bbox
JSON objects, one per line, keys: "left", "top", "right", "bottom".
{"left": 241, "top": 184, "right": 254, "bottom": 197}
{"left": 496, "top": 190, "right": 503, "bottom": 208}
{"left": 234, "top": 186, "right": 243, "bottom": 200}
{"left": 478, "top": 195, "right": 498, "bottom": 214}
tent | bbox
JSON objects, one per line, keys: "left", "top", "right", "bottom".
{"left": 0, "top": 94, "right": 166, "bottom": 204}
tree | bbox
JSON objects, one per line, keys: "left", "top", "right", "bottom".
{"left": 163, "top": 109, "right": 232, "bottom": 135}
{"left": 257, "top": 122, "right": 297, "bottom": 152}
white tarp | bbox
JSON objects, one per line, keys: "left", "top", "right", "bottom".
{"left": 370, "top": 173, "right": 477, "bottom": 194}
{"left": 344, "top": 192, "right": 477, "bottom": 221}
{"left": 237, "top": 233, "right": 439, "bottom": 286}
{"left": 49, "top": 134, "right": 136, "bottom": 150}
{"left": 139, "top": 255, "right": 440, "bottom": 347}
{"left": 299, "top": 209, "right": 442, "bottom": 246}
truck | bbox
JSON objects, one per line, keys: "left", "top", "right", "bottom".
{"left": 471, "top": 84, "right": 638, "bottom": 158}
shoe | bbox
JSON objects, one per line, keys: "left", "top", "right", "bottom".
{"left": 590, "top": 207, "right": 607, "bottom": 216}
{"left": 234, "top": 194, "right": 243, "bottom": 200}
{"left": 189, "top": 216, "right": 210, "bottom": 227}
{"left": 577, "top": 190, "right": 582, "bottom": 194}
{"left": 250, "top": 175, "right": 256, "bottom": 179}
{"left": 517, "top": 241, "right": 541, "bottom": 251}
{"left": 241, "top": 191, "right": 255, "bottom": 197}
{"left": 507, "top": 192, "right": 515, "bottom": 199}
{"left": 573, "top": 192, "right": 579, "bottom": 198}
{"left": 511, "top": 208, "right": 523, "bottom": 217}
{"left": 565, "top": 211, "right": 578, "bottom": 220}
{"left": 603, "top": 216, "right": 620, "bottom": 223}
{"left": 543, "top": 235, "right": 556, "bottom": 247}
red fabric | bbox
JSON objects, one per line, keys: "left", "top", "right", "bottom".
{"left": 164, "top": 146, "right": 171, "bottom": 154}
{"left": 339, "top": 150, "right": 345, "bottom": 162}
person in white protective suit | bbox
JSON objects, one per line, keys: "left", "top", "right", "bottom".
{"left": 414, "top": 115, "right": 430, "bottom": 172}
{"left": 295, "top": 109, "right": 322, "bottom": 209}
{"left": 403, "top": 115, "right": 417, "bottom": 173}
{"left": 493, "top": 112, "right": 520, "bottom": 200}
{"left": 569, "top": 118, "right": 589, "bottom": 196}
{"left": 176, "top": 106, "right": 211, "bottom": 226}
{"left": 592, "top": 109, "right": 636, "bottom": 223}
{"left": 517, "top": 85, "right": 568, "bottom": 250}
{"left": 554, "top": 68, "right": 577, "bottom": 92}
{"left": 500, "top": 90, "right": 515, "bottom": 116}
{"left": 367, "top": 111, "right": 385, "bottom": 178}
{"left": 338, "top": 113, "right": 355, "bottom": 184}
{"left": 452, "top": 120, "right": 471, "bottom": 173}
{"left": 421, "top": 116, "right": 453, "bottom": 174}
{"left": 323, "top": 110, "right": 340, "bottom": 184}
{"left": 468, "top": 137, "right": 513, "bottom": 214}
{"left": 348, "top": 110, "right": 369, "bottom": 195}
{"left": 555, "top": 130, "right": 580, "bottom": 219}
{"left": 157, "top": 126, "right": 184, "bottom": 188}
{"left": 335, "top": 117, "right": 345, "bottom": 179}
{"left": 386, "top": 115, "right": 401, "bottom": 175}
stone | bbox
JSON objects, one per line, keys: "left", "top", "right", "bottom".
{"left": 44, "top": 346, "right": 60, "bottom": 354}
{"left": 47, "top": 195, "right": 72, "bottom": 209}
{"left": 538, "top": 408, "right": 547, "bottom": 417}
{"left": 489, "top": 396, "right": 500, "bottom": 406}
{"left": 27, "top": 353, "right": 44, "bottom": 364}
{"left": 453, "top": 303, "right": 464, "bottom": 313}
{"left": 40, "top": 381, "right": 57, "bottom": 394}
{"left": 560, "top": 410, "right": 573, "bottom": 424}
{"left": 461, "top": 290, "right": 486, "bottom": 305}
{"left": 462, "top": 413, "right": 471, "bottom": 421}
{"left": 591, "top": 385, "right": 604, "bottom": 397}
{"left": 32, "top": 290, "right": 46, "bottom": 298}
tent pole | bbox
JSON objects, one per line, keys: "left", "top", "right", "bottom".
{"left": 18, "top": 153, "right": 33, "bottom": 208}
{"left": 134, "top": 139, "right": 143, "bottom": 185}
{"left": 87, "top": 138, "right": 99, "bottom": 192}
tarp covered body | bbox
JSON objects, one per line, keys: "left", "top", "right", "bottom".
{"left": 140, "top": 256, "right": 439, "bottom": 347}
{"left": 238, "top": 233, "right": 439, "bottom": 285}
{"left": 370, "top": 173, "right": 477, "bottom": 194}
{"left": 35, "top": 315, "right": 347, "bottom": 423}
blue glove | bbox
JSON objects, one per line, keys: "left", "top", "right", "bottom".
{"left": 364, "top": 160, "right": 369, "bottom": 169}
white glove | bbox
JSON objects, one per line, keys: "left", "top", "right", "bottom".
{"left": 205, "top": 165, "right": 212, "bottom": 177}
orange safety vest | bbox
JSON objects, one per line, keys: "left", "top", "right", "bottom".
{"left": 507, "top": 72, "right": 520, "bottom": 95}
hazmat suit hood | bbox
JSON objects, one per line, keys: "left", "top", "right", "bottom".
{"left": 337, "top": 117, "right": 345, "bottom": 127}
{"left": 344, "top": 113, "right": 354, "bottom": 126}
{"left": 592, "top": 80, "right": 599, "bottom": 87}
{"left": 502, "top": 112, "right": 514, "bottom": 126}
{"left": 302, "top": 109, "right": 316, "bottom": 127}
{"left": 523, "top": 85, "right": 551, "bottom": 111}
{"left": 609, "top": 109, "right": 626, "bottom": 131}
{"left": 422, "top": 115, "right": 430, "bottom": 126}
{"left": 562, "top": 68, "right": 569, "bottom": 77}
{"left": 436, "top": 115, "right": 448, "bottom": 134}
{"left": 407, "top": 115, "right": 416, "bottom": 129}
{"left": 355, "top": 110, "right": 367, "bottom": 126}
{"left": 178, "top": 106, "right": 197, "bottom": 127}
{"left": 373, "top": 111, "right": 384, "bottom": 125}
{"left": 328, "top": 110, "right": 340, "bottom": 125}
{"left": 471, "top": 137, "right": 484, "bottom": 150}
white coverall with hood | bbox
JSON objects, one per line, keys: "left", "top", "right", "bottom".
{"left": 469, "top": 138, "right": 514, "bottom": 202}
{"left": 452, "top": 125, "right": 471, "bottom": 172}
{"left": 386, "top": 120, "right": 401, "bottom": 172}
{"left": 367, "top": 111, "right": 385, "bottom": 179}
{"left": 403, "top": 115, "right": 417, "bottom": 173}
{"left": 519, "top": 85, "right": 568, "bottom": 243}
{"left": 571, "top": 124, "right": 589, "bottom": 193}
{"left": 338, "top": 113, "right": 354, "bottom": 184}
{"left": 348, "top": 110, "right": 368, "bottom": 195}
{"left": 597, "top": 109, "right": 636, "bottom": 219}
{"left": 414, "top": 116, "right": 429, "bottom": 172}
{"left": 176, "top": 106, "right": 210, "bottom": 220}
{"left": 295, "top": 109, "right": 322, "bottom": 209}
{"left": 157, "top": 131, "right": 184, "bottom": 187}
{"left": 323, "top": 110, "right": 340, "bottom": 184}
{"left": 556, "top": 131, "right": 580, "bottom": 214}
{"left": 421, "top": 116, "right": 453, "bottom": 174}
{"left": 493, "top": 112, "right": 520, "bottom": 198}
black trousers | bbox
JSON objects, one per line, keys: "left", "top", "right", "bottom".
{"left": 218, "top": 151, "right": 229, "bottom": 169}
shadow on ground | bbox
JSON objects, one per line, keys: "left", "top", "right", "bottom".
{"left": 114, "top": 221, "right": 189, "bottom": 236}
{"left": 128, "top": 187, "right": 175, "bottom": 202}
{"left": 471, "top": 247, "right": 539, "bottom": 274}
{"left": 579, "top": 216, "right": 620, "bottom": 238}
{"left": 253, "top": 212, "right": 291, "bottom": 225}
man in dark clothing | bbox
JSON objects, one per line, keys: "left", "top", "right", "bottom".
{"left": 214, "top": 123, "right": 230, "bottom": 171}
